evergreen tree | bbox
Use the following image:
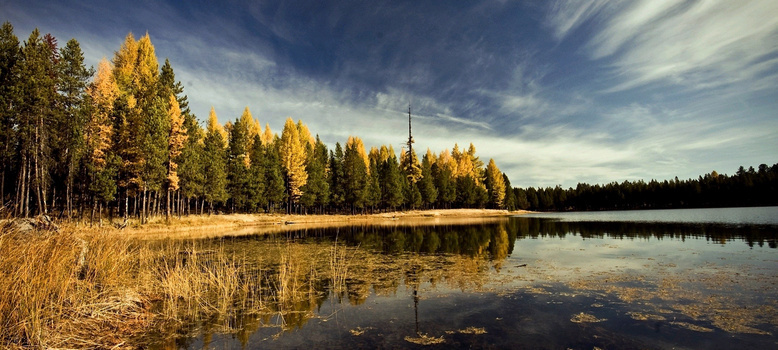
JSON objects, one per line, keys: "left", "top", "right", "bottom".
{"left": 55, "top": 38, "right": 93, "bottom": 218}
{"left": 514, "top": 187, "right": 529, "bottom": 210}
{"left": 247, "top": 134, "right": 266, "bottom": 212}
{"left": 365, "top": 158, "right": 381, "bottom": 211}
{"left": 329, "top": 143, "right": 346, "bottom": 211}
{"left": 380, "top": 152, "right": 404, "bottom": 209}
{"left": 401, "top": 147, "right": 422, "bottom": 185}
{"left": 14, "top": 29, "right": 58, "bottom": 216}
{"left": 300, "top": 136, "right": 330, "bottom": 213}
{"left": 419, "top": 149, "right": 438, "bottom": 208}
{"left": 262, "top": 137, "right": 285, "bottom": 212}
{"left": 502, "top": 173, "right": 517, "bottom": 211}
{"left": 0, "top": 22, "right": 20, "bottom": 206}
{"left": 202, "top": 107, "right": 228, "bottom": 212}
{"left": 344, "top": 136, "right": 368, "bottom": 212}
{"left": 226, "top": 108, "right": 252, "bottom": 211}
{"left": 433, "top": 150, "right": 456, "bottom": 208}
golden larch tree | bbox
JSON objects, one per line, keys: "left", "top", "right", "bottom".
{"left": 167, "top": 94, "right": 186, "bottom": 191}
{"left": 261, "top": 123, "right": 274, "bottom": 146}
{"left": 280, "top": 117, "right": 308, "bottom": 207}
{"left": 86, "top": 58, "right": 118, "bottom": 170}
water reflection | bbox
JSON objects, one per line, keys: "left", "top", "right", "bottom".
{"left": 510, "top": 217, "right": 778, "bottom": 248}
{"left": 146, "top": 216, "right": 777, "bottom": 349}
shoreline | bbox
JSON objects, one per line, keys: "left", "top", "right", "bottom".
{"left": 63, "top": 208, "right": 533, "bottom": 240}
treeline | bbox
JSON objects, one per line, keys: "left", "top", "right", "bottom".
{"left": 507, "top": 164, "right": 778, "bottom": 212}
{"left": 0, "top": 23, "right": 512, "bottom": 222}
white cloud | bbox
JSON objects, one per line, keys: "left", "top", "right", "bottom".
{"left": 548, "top": 0, "right": 778, "bottom": 92}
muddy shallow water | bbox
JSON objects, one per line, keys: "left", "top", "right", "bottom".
{"left": 147, "top": 208, "right": 778, "bottom": 349}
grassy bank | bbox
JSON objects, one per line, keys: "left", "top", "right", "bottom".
{"left": 66, "top": 208, "right": 523, "bottom": 240}
{"left": 0, "top": 227, "right": 358, "bottom": 348}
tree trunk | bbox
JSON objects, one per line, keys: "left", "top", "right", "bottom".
{"left": 166, "top": 189, "right": 171, "bottom": 222}
{"left": 24, "top": 156, "right": 31, "bottom": 217}
{"left": 90, "top": 198, "right": 95, "bottom": 227}
{"left": 142, "top": 186, "right": 147, "bottom": 224}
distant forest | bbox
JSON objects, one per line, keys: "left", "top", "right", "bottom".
{"left": 1, "top": 23, "right": 775, "bottom": 223}
{"left": 509, "top": 164, "right": 778, "bottom": 212}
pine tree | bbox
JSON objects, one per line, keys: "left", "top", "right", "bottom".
{"left": 419, "top": 149, "right": 438, "bottom": 208}
{"left": 263, "top": 137, "right": 285, "bottom": 212}
{"left": 502, "top": 173, "right": 517, "bottom": 211}
{"left": 300, "top": 136, "right": 330, "bottom": 213}
{"left": 401, "top": 147, "right": 422, "bottom": 185}
{"left": 54, "top": 38, "right": 93, "bottom": 218}
{"left": 0, "top": 22, "right": 20, "bottom": 206}
{"left": 344, "top": 136, "right": 369, "bottom": 212}
{"left": 14, "top": 29, "right": 58, "bottom": 216}
{"left": 329, "top": 143, "right": 346, "bottom": 211}
{"left": 227, "top": 108, "right": 252, "bottom": 211}
{"left": 380, "top": 151, "right": 404, "bottom": 210}
{"left": 247, "top": 134, "right": 266, "bottom": 212}
{"left": 365, "top": 158, "right": 381, "bottom": 211}
{"left": 202, "top": 107, "right": 228, "bottom": 212}
{"left": 279, "top": 118, "right": 308, "bottom": 212}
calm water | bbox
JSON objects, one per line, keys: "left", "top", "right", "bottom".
{"left": 149, "top": 207, "right": 778, "bottom": 349}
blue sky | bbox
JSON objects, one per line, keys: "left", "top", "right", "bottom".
{"left": 3, "top": 0, "right": 777, "bottom": 188}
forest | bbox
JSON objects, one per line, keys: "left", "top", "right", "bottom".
{"left": 508, "top": 164, "right": 778, "bottom": 212}
{"left": 1, "top": 22, "right": 775, "bottom": 223}
{"left": 0, "top": 23, "right": 510, "bottom": 222}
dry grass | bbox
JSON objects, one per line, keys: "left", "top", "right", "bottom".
{"left": 62, "top": 209, "right": 517, "bottom": 240}
{"left": 0, "top": 221, "right": 358, "bottom": 348}
{"left": 0, "top": 226, "right": 153, "bottom": 349}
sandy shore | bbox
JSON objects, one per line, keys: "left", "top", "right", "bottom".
{"left": 88, "top": 209, "right": 532, "bottom": 240}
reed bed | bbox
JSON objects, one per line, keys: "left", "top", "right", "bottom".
{"left": 0, "top": 225, "right": 356, "bottom": 349}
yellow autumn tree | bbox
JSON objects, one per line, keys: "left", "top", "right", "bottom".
{"left": 280, "top": 117, "right": 308, "bottom": 209}
{"left": 86, "top": 58, "right": 118, "bottom": 170}
{"left": 167, "top": 94, "right": 187, "bottom": 190}
{"left": 112, "top": 33, "right": 138, "bottom": 92}
{"left": 166, "top": 94, "right": 187, "bottom": 220}
{"left": 296, "top": 120, "right": 314, "bottom": 151}
{"left": 261, "top": 123, "right": 274, "bottom": 146}
{"left": 347, "top": 136, "right": 370, "bottom": 172}
{"left": 486, "top": 158, "right": 506, "bottom": 208}
{"left": 208, "top": 107, "right": 227, "bottom": 143}
{"left": 237, "top": 107, "right": 254, "bottom": 167}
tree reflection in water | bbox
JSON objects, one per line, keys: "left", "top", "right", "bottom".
{"left": 144, "top": 217, "right": 777, "bottom": 348}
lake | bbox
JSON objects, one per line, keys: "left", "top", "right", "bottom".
{"left": 147, "top": 207, "right": 778, "bottom": 349}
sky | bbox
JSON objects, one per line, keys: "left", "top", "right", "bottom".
{"left": 3, "top": 0, "right": 777, "bottom": 188}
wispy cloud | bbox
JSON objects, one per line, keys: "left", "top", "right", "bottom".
{"left": 548, "top": 0, "right": 778, "bottom": 92}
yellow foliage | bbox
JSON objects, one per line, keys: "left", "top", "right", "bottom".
{"left": 347, "top": 136, "right": 369, "bottom": 172}
{"left": 167, "top": 94, "right": 187, "bottom": 191}
{"left": 280, "top": 118, "right": 308, "bottom": 201}
{"left": 261, "top": 124, "right": 274, "bottom": 146}
{"left": 86, "top": 58, "right": 118, "bottom": 170}
{"left": 133, "top": 33, "right": 159, "bottom": 94}
{"left": 486, "top": 158, "right": 505, "bottom": 207}
{"left": 207, "top": 107, "right": 227, "bottom": 143}
{"left": 296, "top": 120, "right": 314, "bottom": 150}
{"left": 112, "top": 33, "right": 137, "bottom": 91}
